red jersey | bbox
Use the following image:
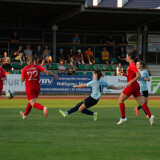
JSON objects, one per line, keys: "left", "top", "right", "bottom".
{"left": 126, "top": 62, "right": 138, "bottom": 83}
{"left": 21, "top": 65, "right": 45, "bottom": 86}
{"left": 0, "top": 67, "right": 6, "bottom": 86}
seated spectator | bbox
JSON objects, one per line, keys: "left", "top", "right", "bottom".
{"left": 67, "top": 48, "right": 75, "bottom": 61}
{"left": 75, "top": 49, "right": 85, "bottom": 65}
{"left": 101, "top": 47, "right": 113, "bottom": 65}
{"left": 85, "top": 47, "right": 94, "bottom": 65}
{"left": 116, "top": 63, "right": 123, "bottom": 76}
{"left": 118, "top": 35, "right": 128, "bottom": 47}
{"left": 106, "top": 34, "right": 115, "bottom": 53}
{"left": 68, "top": 61, "right": 76, "bottom": 75}
{"left": 58, "top": 60, "right": 67, "bottom": 75}
{"left": 2, "top": 52, "right": 12, "bottom": 72}
{"left": 43, "top": 46, "right": 52, "bottom": 68}
{"left": 11, "top": 45, "right": 23, "bottom": 60}
{"left": 59, "top": 49, "right": 66, "bottom": 63}
{"left": 100, "top": 36, "right": 107, "bottom": 44}
{"left": 118, "top": 47, "right": 127, "bottom": 66}
{"left": 39, "top": 59, "right": 46, "bottom": 75}
{"left": 34, "top": 45, "right": 43, "bottom": 63}
{"left": 72, "top": 33, "right": 80, "bottom": 44}
{"left": 24, "top": 45, "right": 32, "bottom": 60}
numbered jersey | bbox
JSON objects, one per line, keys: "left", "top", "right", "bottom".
{"left": 86, "top": 78, "right": 110, "bottom": 100}
{"left": 21, "top": 65, "right": 45, "bottom": 86}
{"left": 0, "top": 67, "right": 6, "bottom": 86}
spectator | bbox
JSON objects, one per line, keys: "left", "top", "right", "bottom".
{"left": 119, "top": 35, "right": 128, "bottom": 47}
{"left": 68, "top": 61, "right": 76, "bottom": 75}
{"left": 67, "top": 48, "right": 75, "bottom": 61}
{"left": 116, "top": 63, "right": 123, "bottom": 76}
{"left": 24, "top": 45, "right": 32, "bottom": 60}
{"left": 2, "top": 52, "right": 12, "bottom": 72}
{"left": 34, "top": 45, "right": 43, "bottom": 63}
{"left": 118, "top": 47, "right": 127, "bottom": 66}
{"left": 58, "top": 60, "right": 67, "bottom": 75}
{"left": 10, "top": 31, "right": 19, "bottom": 43}
{"left": 85, "top": 47, "right": 94, "bottom": 65}
{"left": 72, "top": 33, "right": 80, "bottom": 44}
{"left": 39, "top": 59, "right": 46, "bottom": 75}
{"left": 101, "top": 47, "right": 113, "bottom": 65}
{"left": 43, "top": 46, "right": 52, "bottom": 68}
{"left": 106, "top": 34, "right": 115, "bottom": 55}
{"left": 11, "top": 45, "right": 23, "bottom": 60}
{"left": 59, "top": 49, "right": 65, "bottom": 62}
{"left": 75, "top": 49, "right": 85, "bottom": 65}
{"left": 100, "top": 36, "right": 106, "bottom": 44}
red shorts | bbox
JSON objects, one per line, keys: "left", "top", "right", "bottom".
{"left": 0, "top": 85, "right": 3, "bottom": 95}
{"left": 122, "top": 82, "right": 141, "bottom": 98}
{"left": 26, "top": 84, "right": 40, "bottom": 100}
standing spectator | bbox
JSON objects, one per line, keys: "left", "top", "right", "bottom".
{"left": 24, "top": 45, "right": 32, "bottom": 60}
{"left": 118, "top": 47, "right": 127, "bottom": 66}
{"left": 68, "top": 61, "right": 76, "bottom": 75}
{"left": 34, "top": 45, "right": 43, "bottom": 63}
{"left": 85, "top": 47, "right": 94, "bottom": 65}
{"left": 101, "top": 47, "right": 113, "bottom": 65}
{"left": 75, "top": 49, "right": 85, "bottom": 65}
{"left": 116, "top": 63, "right": 123, "bottom": 76}
{"left": 10, "top": 31, "right": 19, "bottom": 43}
{"left": 2, "top": 52, "right": 12, "bottom": 71}
{"left": 43, "top": 46, "right": 52, "bottom": 68}
{"left": 72, "top": 33, "right": 80, "bottom": 44}
{"left": 58, "top": 60, "right": 67, "bottom": 75}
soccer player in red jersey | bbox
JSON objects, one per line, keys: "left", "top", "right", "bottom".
{"left": 117, "top": 49, "right": 154, "bottom": 125}
{"left": 0, "top": 67, "right": 7, "bottom": 95}
{"left": 20, "top": 56, "right": 59, "bottom": 119}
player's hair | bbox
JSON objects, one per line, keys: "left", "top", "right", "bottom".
{"left": 94, "top": 70, "right": 103, "bottom": 80}
{"left": 27, "top": 56, "right": 34, "bottom": 64}
{"left": 127, "top": 49, "right": 137, "bottom": 60}
{"left": 137, "top": 60, "right": 145, "bottom": 68}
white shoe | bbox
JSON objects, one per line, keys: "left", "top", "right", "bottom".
{"left": 20, "top": 111, "right": 26, "bottom": 120}
{"left": 149, "top": 115, "right": 155, "bottom": 126}
{"left": 117, "top": 118, "right": 127, "bottom": 125}
{"left": 43, "top": 107, "right": 48, "bottom": 118}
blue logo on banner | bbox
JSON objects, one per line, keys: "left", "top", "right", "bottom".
{"left": 40, "top": 75, "right": 92, "bottom": 93}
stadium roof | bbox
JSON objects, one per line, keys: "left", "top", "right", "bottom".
{"left": 0, "top": 0, "right": 160, "bottom": 32}
{"left": 87, "top": 0, "right": 160, "bottom": 9}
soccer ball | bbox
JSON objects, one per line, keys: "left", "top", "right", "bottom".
{"left": 5, "top": 90, "right": 14, "bottom": 99}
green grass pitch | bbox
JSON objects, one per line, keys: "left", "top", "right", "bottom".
{"left": 0, "top": 99, "right": 160, "bottom": 160}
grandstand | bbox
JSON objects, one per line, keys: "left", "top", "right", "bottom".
{"left": 0, "top": 0, "right": 160, "bottom": 76}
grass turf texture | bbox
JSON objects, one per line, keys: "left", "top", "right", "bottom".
{"left": 0, "top": 99, "right": 160, "bottom": 160}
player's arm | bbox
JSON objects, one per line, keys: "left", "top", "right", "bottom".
{"left": 127, "top": 71, "right": 141, "bottom": 86}
{"left": 109, "top": 85, "right": 123, "bottom": 90}
{"left": 121, "top": 73, "right": 127, "bottom": 77}
{"left": 43, "top": 69, "right": 59, "bottom": 80}
{"left": 144, "top": 78, "right": 150, "bottom": 81}
{"left": 1, "top": 77, "right": 7, "bottom": 81}
{"left": 73, "top": 84, "right": 87, "bottom": 88}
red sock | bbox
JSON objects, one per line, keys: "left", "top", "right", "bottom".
{"left": 141, "top": 103, "right": 151, "bottom": 117}
{"left": 33, "top": 103, "right": 44, "bottom": 110}
{"left": 24, "top": 103, "right": 32, "bottom": 116}
{"left": 119, "top": 103, "right": 125, "bottom": 118}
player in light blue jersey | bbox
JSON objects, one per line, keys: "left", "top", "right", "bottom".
{"left": 135, "top": 61, "right": 150, "bottom": 117}
{"left": 59, "top": 70, "right": 123, "bottom": 121}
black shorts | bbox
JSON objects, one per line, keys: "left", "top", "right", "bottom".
{"left": 141, "top": 90, "right": 148, "bottom": 97}
{"left": 83, "top": 96, "right": 99, "bottom": 108}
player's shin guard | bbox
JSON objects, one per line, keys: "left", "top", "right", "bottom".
{"left": 67, "top": 101, "right": 83, "bottom": 114}
{"left": 33, "top": 103, "right": 44, "bottom": 110}
{"left": 141, "top": 103, "right": 151, "bottom": 117}
{"left": 81, "top": 109, "right": 94, "bottom": 115}
{"left": 24, "top": 103, "right": 32, "bottom": 116}
{"left": 119, "top": 103, "right": 125, "bottom": 118}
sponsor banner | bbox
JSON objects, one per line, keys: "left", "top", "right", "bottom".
{"left": 40, "top": 75, "right": 92, "bottom": 93}
{"left": 148, "top": 35, "right": 160, "bottom": 52}
{"left": 3, "top": 74, "right": 25, "bottom": 91}
{"left": 3, "top": 75, "right": 160, "bottom": 94}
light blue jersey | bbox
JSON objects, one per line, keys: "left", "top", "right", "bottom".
{"left": 86, "top": 78, "right": 110, "bottom": 100}
{"left": 137, "top": 70, "right": 150, "bottom": 92}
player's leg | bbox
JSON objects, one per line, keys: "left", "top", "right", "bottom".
{"left": 117, "top": 92, "right": 129, "bottom": 124}
{"left": 59, "top": 101, "right": 83, "bottom": 117}
{"left": 20, "top": 102, "right": 32, "bottom": 120}
{"left": 135, "top": 96, "right": 154, "bottom": 125}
